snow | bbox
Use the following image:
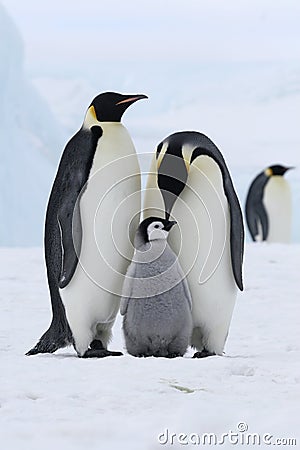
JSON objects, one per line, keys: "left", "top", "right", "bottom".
{"left": 0, "top": 244, "right": 299, "bottom": 449}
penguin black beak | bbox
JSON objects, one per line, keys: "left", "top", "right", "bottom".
{"left": 283, "top": 166, "right": 295, "bottom": 175}
{"left": 116, "top": 94, "right": 148, "bottom": 106}
{"left": 164, "top": 220, "right": 177, "bottom": 231}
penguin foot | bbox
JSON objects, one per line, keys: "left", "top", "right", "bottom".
{"left": 78, "top": 340, "right": 123, "bottom": 358}
{"left": 90, "top": 339, "right": 105, "bottom": 350}
{"left": 166, "top": 353, "right": 182, "bottom": 358}
{"left": 80, "top": 348, "right": 123, "bottom": 358}
{"left": 193, "top": 349, "right": 216, "bottom": 359}
{"left": 135, "top": 352, "right": 182, "bottom": 358}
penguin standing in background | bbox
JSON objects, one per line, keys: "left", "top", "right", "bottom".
{"left": 143, "top": 131, "right": 244, "bottom": 358}
{"left": 120, "top": 217, "right": 193, "bottom": 358}
{"left": 245, "top": 164, "right": 294, "bottom": 243}
{"left": 27, "top": 92, "right": 147, "bottom": 358}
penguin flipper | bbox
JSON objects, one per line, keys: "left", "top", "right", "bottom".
{"left": 226, "top": 183, "right": 245, "bottom": 291}
{"left": 120, "top": 298, "right": 129, "bottom": 316}
{"left": 245, "top": 172, "right": 269, "bottom": 242}
{"left": 191, "top": 140, "right": 244, "bottom": 291}
{"left": 58, "top": 199, "right": 82, "bottom": 289}
{"left": 245, "top": 205, "right": 259, "bottom": 241}
{"left": 255, "top": 203, "right": 269, "bottom": 241}
{"left": 57, "top": 126, "right": 103, "bottom": 289}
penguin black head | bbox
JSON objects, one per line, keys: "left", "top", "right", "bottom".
{"left": 157, "top": 141, "right": 189, "bottom": 220}
{"left": 89, "top": 92, "right": 147, "bottom": 122}
{"left": 265, "top": 164, "right": 295, "bottom": 177}
{"left": 136, "top": 217, "right": 177, "bottom": 245}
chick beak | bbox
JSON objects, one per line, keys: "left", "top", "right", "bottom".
{"left": 164, "top": 221, "right": 177, "bottom": 231}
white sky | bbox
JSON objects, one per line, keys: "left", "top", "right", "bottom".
{"left": 2, "top": 0, "right": 300, "bottom": 72}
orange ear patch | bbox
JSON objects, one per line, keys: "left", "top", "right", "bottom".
{"left": 89, "top": 105, "right": 97, "bottom": 119}
{"left": 264, "top": 168, "right": 273, "bottom": 177}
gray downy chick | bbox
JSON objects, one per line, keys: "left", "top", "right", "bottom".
{"left": 120, "top": 217, "right": 193, "bottom": 357}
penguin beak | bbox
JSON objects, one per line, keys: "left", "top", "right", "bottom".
{"left": 116, "top": 94, "right": 148, "bottom": 106}
{"left": 283, "top": 166, "right": 295, "bottom": 175}
{"left": 164, "top": 220, "right": 177, "bottom": 231}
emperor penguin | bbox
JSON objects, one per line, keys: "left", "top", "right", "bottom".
{"left": 143, "top": 131, "right": 244, "bottom": 358}
{"left": 245, "top": 164, "right": 294, "bottom": 243}
{"left": 120, "top": 217, "right": 193, "bottom": 358}
{"left": 27, "top": 92, "right": 147, "bottom": 358}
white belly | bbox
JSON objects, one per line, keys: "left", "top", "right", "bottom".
{"left": 60, "top": 123, "right": 141, "bottom": 353}
{"left": 144, "top": 155, "right": 237, "bottom": 354}
{"left": 264, "top": 177, "right": 292, "bottom": 243}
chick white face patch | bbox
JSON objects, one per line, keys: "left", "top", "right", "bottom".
{"left": 147, "top": 221, "right": 168, "bottom": 241}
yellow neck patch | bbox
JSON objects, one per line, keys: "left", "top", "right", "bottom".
{"left": 89, "top": 105, "right": 97, "bottom": 120}
{"left": 83, "top": 105, "right": 99, "bottom": 129}
{"left": 265, "top": 168, "right": 273, "bottom": 177}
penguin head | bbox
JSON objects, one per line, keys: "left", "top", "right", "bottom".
{"left": 265, "top": 164, "right": 295, "bottom": 177}
{"left": 88, "top": 92, "right": 147, "bottom": 122}
{"left": 136, "top": 217, "right": 177, "bottom": 245}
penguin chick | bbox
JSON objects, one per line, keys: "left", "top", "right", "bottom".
{"left": 120, "top": 217, "right": 193, "bottom": 358}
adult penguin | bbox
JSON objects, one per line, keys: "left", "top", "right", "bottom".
{"left": 143, "top": 131, "right": 244, "bottom": 358}
{"left": 27, "top": 92, "right": 147, "bottom": 358}
{"left": 245, "top": 164, "right": 294, "bottom": 243}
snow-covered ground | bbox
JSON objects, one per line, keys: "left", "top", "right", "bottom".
{"left": 0, "top": 244, "right": 299, "bottom": 449}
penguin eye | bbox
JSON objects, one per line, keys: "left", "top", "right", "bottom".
{"left": 154, "top": 224, "right": 160, "bottom": 229}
